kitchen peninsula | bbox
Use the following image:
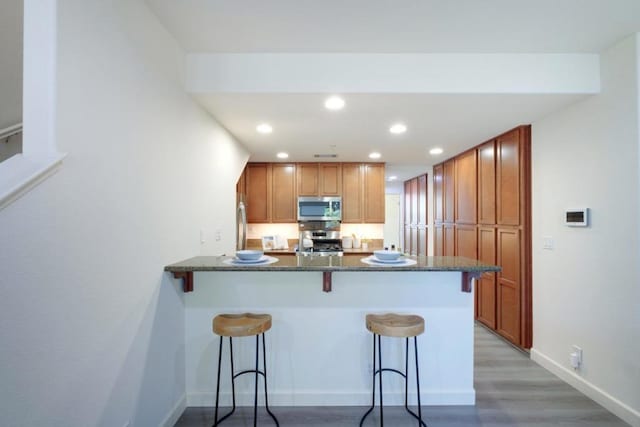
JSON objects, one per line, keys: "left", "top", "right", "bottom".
{"left": 165, "top": 255, "right": 499, "bottom": 407}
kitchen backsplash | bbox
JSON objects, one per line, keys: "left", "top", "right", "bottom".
{"left": 247, "top": 223, "right": 384, "bottom": 240}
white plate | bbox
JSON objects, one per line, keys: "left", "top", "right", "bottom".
{"left": 232, "top": 256, "right": 269, "bottom": 264}
{"left": 370, "top": 256, "right": 406, "bottom": 264}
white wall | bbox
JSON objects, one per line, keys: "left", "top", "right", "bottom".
{"left": 531, "top": 33, "right": 640, "bottom": 426}
{"left": 0, "top": 1, "right": 248, "bottom": 426}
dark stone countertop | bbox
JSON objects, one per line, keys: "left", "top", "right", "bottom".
{"left": 164, "top": 254, "right": 500, "bottom": 273}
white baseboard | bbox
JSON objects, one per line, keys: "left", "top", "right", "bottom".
{"left": 161, "top": 394, "right": 187, "bottom": 427}
{"left": 531, "top": 348, "right": 640, "bottom": 427}
{"left": 187, "top": 389, "right": 475, "bottom": 407}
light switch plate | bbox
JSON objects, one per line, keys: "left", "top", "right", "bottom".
{"left": 543, "top": 236, "right": 554, "bottom": 249}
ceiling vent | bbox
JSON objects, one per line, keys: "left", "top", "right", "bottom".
{"left": 313, "top": 154, "right": 338, "bottom": 158}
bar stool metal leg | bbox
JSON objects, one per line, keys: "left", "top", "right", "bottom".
{"left": 359, "top": 333, "right": 428, "bottom": 427}
{"left": 261, "top": 333, "right": 280, "bottom": 426}
{"left": 214, "top": 337, "right": 237, "bottom": 426}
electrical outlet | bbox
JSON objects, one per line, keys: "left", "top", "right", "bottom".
{"left": 215, "top": 229, "right": 221, "bottom": 241}
{"left": 542, "top": 236, "right": 554, "bottom": 250}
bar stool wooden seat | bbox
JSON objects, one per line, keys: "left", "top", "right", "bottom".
{"left": 212, "top": 313, "right": 279, "bottom": 427}
{"left": 360, "top": 313, "right": 427, "bottom": 427}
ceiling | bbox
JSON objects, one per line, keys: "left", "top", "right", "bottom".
{"left": 146, "top": 0, "right": 640, "bottom": 183}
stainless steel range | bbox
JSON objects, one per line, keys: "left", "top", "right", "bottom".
{"left": 298, "top": 220, "right": 343, "bottom": 256}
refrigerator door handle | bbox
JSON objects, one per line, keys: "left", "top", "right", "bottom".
{"left": 237, "top": 202, "right": 247, "bottom": 250}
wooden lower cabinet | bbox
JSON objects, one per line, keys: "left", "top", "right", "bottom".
{"left": 434, "top": 225, "right": 443, "bottom": 256}
{"left": 455, "top": 224, "right": 477, "bottom": 259}
{"left": 444, "top": 224, "right": 455, "bottom": 256}
{"left": 417, "top": 226, "right": 428, "bottom": 256}
{"left": 477, "top": 227, "right": 497, "bottom": 328}
{"left": 496, "top": 227, "right": 521, "bottom": 344}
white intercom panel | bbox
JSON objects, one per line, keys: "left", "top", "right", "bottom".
{"left": 565, "top": 208, "right": 589, "bottom": 227}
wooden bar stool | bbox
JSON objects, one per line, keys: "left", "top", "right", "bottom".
{"left": 360, "top": 313, "right": 427, "bottom": 427}
{"left": 212, "top": 313, "right": 279, "bottom": 427}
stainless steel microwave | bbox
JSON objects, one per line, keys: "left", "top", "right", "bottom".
{"left": 297, "top": 197, "right": 342, "bottom": 221}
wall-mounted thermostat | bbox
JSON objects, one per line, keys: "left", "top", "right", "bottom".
{"left": 565, "top": 208, "right": 589, "bottom": 227}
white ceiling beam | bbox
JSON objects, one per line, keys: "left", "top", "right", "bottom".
{"left": 186, "top": 53, "right": 600, "bottom": 94}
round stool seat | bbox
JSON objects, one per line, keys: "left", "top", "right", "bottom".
{"left": 213, "top": 313, "right": 272, "bottom": 337}
{"left": 365, "top": 313, "right": 424, "bottom": 338}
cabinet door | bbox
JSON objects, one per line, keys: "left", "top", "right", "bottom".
{"left": 342, "top": 163, "right": 363, "bottom": 223}
{"left": 271, "top": 164, "right": 296, "bottom": 222}
{"left": 455, "top": 224, "right": 477, "bottom": 259}
{"left": 497, "top": 227, "right": 521, "bottom": 345}
{"left": 478, "top": 141, "right": 496, "bottom": 225}
{"left": 455, "top": 150, "right": 477, "bottom": 224}
{"left": 417, "top": 226, "right": 428, "bottom": 257}
{"left": 363, "top": 163, "right": 385, "bottom": 223}
{"left": 246, "top": 163, "right": 271, "bottom": 222}
{"left": 297, "top": 163, "right": 319, "bottom": 196}
{"left": 409, "top": 226, "right": 418, "bottom": 256}
{"left": 444, "top": 223, "right": 455, "bottom": 256}
{"left": 410, "top": 177, "right": 419, "bottom": 225}
{"left": 418, "top": 174, "right": 427, "bottom": 226}
{"left": 404, "top": 225, "right": 412, "bottom": 254}
{"left": 236, "top": 166, "right": 246, "bottom": 197}
{"left": 319, "top": 163, "right": 342, "bottom": 196}
{"left": 434, "top": 224, "right": 444, "bottom": 256}
{"left": 497, "top": 130, "right": 521, "bottom": 226}
{"left": 404, "top": 180, "right": 412, "bottom": 224}
{"left": 433, "top": 164, "right": 444, "bottom": 223}
{"left": 444, "top": 159, "right": 455, "bottom": 223}
{"left": 477, "top": 227, "right": 496, "bottom": 328}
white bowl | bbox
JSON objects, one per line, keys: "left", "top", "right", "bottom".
{"left": 236, "top": 250, "right": 263, "bottom": 261}
{"left": 373, "top": 250, "right": 402, "bottom": 261}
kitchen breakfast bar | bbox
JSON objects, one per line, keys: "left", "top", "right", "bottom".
{"left": 165, "top": 255, "right": 499, "bottom": 407}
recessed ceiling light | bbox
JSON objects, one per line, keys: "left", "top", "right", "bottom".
{"left": 276, "top": 152, "right": 289, "bottom": 159}
{"left": 389, "top": 123, "right": 407, "bottom": 134}
{"left": 256, "top": 123, "right": 273, "bottom": 134}
{"left": 369, "top": 152, "right": 381, "bottom": 159}
{"left": 388, "top": 176, "right": 398, "bottom": 181}
{"left": 324, "top": 96, "right": 345, "bottom": 111}
{"left": 429, "top": 147, "right": 444, "bottom": 155}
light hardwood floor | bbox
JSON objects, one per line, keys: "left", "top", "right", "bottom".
{"left": 174, "top": 324, "right": 629, "bottom": 427}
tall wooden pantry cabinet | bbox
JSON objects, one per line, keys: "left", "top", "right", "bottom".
{"left": 433, "top": 125, "right": 531, "bottom": 349}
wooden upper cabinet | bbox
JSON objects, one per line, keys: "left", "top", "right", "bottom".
{"left": 478, "top": 141, "right": 496, "bottom": 225}
{"left": 271, "top": 164, "right": 296, "bottom": 222}
{"left": 418, "top": 174, "right": 427, "bottom": 226}
{"left": 245, "top": 163, "right": 271, "bottom": 222}
{"left": 342, "top": 163, "right": 364, "bottom": 223}
{"left": 297, "top": 163, "right": 319, "bottom": 196}
{"left": 363, "top": 163, "right": 385, "bottom": 223}
{"left": 444, "top": 159, "right": 455, "bottom": 223}
{"left": 433, "top": 164, "right": 444, "bottom": 223}
{"left": 319, "top": 163, "right": 342, "bottom": 196}
{"left": 297, "top": 163, "right": 343, "bottom": 196}
{"left": 455, "top": 150, "right": 477, "bottom": 224}
{"left": 236, "top": 166, "right": 247, "bottom": 197}
{"left": 404, "top": 180, "right": 412, "bottom": 224}
{"left": 410, "top": 177, "right": 419, "bottom": 225}
{"left": 497, "top": 129, "right": 521, "bottom": 226}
